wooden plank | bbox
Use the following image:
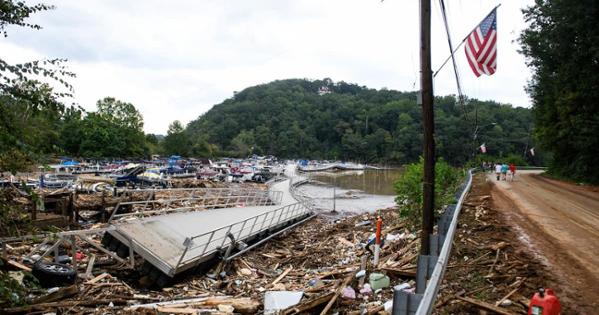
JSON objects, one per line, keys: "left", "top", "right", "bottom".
{"left": 156, "top": 306, "right": 199, "bottom": 314}
{"left": 6, "top": 259, "right": 32, "bottom": 272}
{"left": 457, "top": 296, "right": 516, "bottom": 315}
{"left": 85, "top": 254, "right": 96, "bottom": 279}
{"left": 320, "top": 274, "right": 353, "bottom": 315}
{"left": 495, "top": 280, "right": 523, "bottom": 306}
{"left": 380, "top": 266, "right": 416, "bottom": 278}
{"left": 85, "top": 272, "right": 110, "bottom": 284}
{"left": 271, "top": 266, "right": 293, "bottom": 285}
{"left": 31, "top": 285, "right": 78, "bottom": 304}
{"left": 282, "top": 292, "right": 335, "bottom": 315}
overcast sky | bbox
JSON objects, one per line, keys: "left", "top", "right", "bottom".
{"left": 1, "top": 0, "right": 534, "bottom": 134}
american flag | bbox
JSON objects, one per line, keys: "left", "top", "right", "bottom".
{"left": 465, "top": 9, "right": 497, "bottom": 77}
{"left": 480, "top": 143, "right": 487, "bottom": 153}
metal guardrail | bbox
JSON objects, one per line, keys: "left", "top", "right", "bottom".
{"left": 393, "top": 169, "right": 475, "bottom": 315}
{"left": 173, "top": 201, "right": 311, "bottom": 273}
{"left": 108, "top": 188, "right": 282, "bottom": 222}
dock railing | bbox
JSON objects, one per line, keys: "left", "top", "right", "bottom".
{"left": 173, "top": 201, "right": 311, "bottom": 274}
{"left": 109, "top": 188, "right": 283, "bottom": 222}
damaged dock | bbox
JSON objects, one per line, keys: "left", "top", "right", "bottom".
{"left": 103, "top": 178, "right": 314, "bottom": 281}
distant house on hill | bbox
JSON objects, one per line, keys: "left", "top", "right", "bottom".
{"left": 318, "top": 86, "right": 331, "bottom": 95}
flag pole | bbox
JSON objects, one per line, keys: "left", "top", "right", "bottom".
{"left": 433, "top": 3, "right": 501, "bottom": 78}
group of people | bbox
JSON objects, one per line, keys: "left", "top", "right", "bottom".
{"left": 481, "top": 161, "right": 516, "bottom": 181}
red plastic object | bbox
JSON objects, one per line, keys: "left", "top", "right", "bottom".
{"left": 375, "top": 217, "right": 382, "bottom": 245}
{"left": 528, "top": 288, "right": 561, "bottom": 315}
{"left": 75, "top": 251, "right": 86, "bottom": 260}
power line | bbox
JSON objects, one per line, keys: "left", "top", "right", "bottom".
{"left": 437, "top": 0, "right": 473, "bottom": 129}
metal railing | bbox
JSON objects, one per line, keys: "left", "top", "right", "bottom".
{"left": 116, "top": 187, "right": 270, "bottom": 200}
{"left": 288, "top": 176, "right": 312, "bottom": 207}
{"left": 173, "top": 201, "right": 311, "bottom": 273}
{"left": 393, "top": 169, "right": 475, "bottom": 315}
{"left": 108, "top": 188, "right": 283, "bottom": 222}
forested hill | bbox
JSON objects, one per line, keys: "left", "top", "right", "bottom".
{"left": 185, "top": 78, "right": 533, "bottom": 165}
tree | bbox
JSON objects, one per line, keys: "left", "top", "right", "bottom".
{"left": 231, "top": 129, "right": 255, "bottom": 157}
{"left": 1, "top": 1, "right": 74, "bottom": 98}
{"left": 63, "top": 98, "right": 148, "bottom": 158}
{"left": 185, "top": 78, "right": 533, "bottom": 165}
{"left": 0, "top": 1, "right": 73, "bottom": 172}
{"left": 96, "top": 97, "right": 143, "bottom": 131}
{"left": 163, "top": 120, "right": 190, "bottom": 156}
{"left": 520, "top": 0, "right": 599, "bottom": 183}
{"left": 0, "top": 80, "right": 65, "bottom": 171}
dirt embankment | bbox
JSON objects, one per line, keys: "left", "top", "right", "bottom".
{"left": 437, "top": 172, "right": 598, "bottom": 314}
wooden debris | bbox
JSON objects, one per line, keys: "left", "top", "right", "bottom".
{"left": 1, "top": 207, "right": 413, "bottom": 314}
{"left": 320, "top": 274, "right": 353, "bottom": 315}
{"left": 271, "top": 265, "right": 293, "bottom": 285}
{"left": 337, "top": 237, "right": 355, "bottom": 247}
{"left": 282, "top": 292, "right": 335, "bottom": 314}
{"left": 495, "top": 279, "right": 524, "bottom": 307}
{"left": 85, "top": 272, "right": 110, "bottom": 284}
{"left": 457, "top": 296, "right": 516, "bottom": 315}
{"left": 380, "top": 266, "right": 417, "bottom": 278}
{"left": 6, "top": 259, "right": 31, "bottom": 272}
{"left": 31, "top": 284, "right": 79, "bottom": 304}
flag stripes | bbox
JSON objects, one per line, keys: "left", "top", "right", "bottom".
{"left": 465, "top": 9, "right": 497, "bottom": 77}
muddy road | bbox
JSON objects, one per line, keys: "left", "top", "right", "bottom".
{"left": 488, "top": 170, "right": 599, "bottom": 310}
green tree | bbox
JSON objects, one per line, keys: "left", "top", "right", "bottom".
{"left": 0, "top": 1, "right": 73, "bottom": 172}
{"left": 0, "top": 1, "right": 73, "bottom": 99}
{"left": 0, "top": 81, "right": 65, "bottom": 172}
{"left": 184, "top": 78, "right": 534, "bottom": 165}
{"left": 145, "top": 134, "right": 161, "bottom": 155}
{"left": 163, "top": 120, "right": 190, "bottom": 156}
{"left": 96, "top": 97, "right": 143, "bottom": 131}
{"left": 68, "top": 98, "right": 147, "bottom": 158}
{"left": 520, "top": 0, "right": 599, "bottom": 183}
{"left": 231, "top": 129, "right": 256, "bottom": 157}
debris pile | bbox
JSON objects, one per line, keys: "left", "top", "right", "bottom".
{"left": 1, "top": 208, "right": 422, "bottom": 314}
{"left": 435, "top": 175, "right": 547, "bottom": 315}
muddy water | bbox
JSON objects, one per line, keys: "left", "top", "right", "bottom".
{"left": 307, "top": 169, "right": 402, "bottom": 195}
{"left": 296, "top": 169, "right": 402, "bottom": 215}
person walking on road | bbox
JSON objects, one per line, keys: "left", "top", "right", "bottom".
{"left": 508, "top": 163, "right": 516, "bottom": 181}
{"left": 501, "top": 163, "right": 509, "bottom": 181}
{"left": 495, "top": 163, "right": 502, "bottom": 181}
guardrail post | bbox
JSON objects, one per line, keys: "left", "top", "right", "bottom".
{"left": 392, "top": 290, "right": 423, "bottom": 315}
{"left": 429, "top": 234, "right": 440, "bottom": 256}
{"left": 416, "top": 255, "right": 438, "bottom": 294}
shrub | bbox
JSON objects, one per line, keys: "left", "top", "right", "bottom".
{"left": 504, "top": 154, "right": 527, "bottom": 166}
{"left": 394, "top": 157, "right": 462, "bottom": 229}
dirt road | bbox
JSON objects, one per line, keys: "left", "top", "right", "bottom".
{"left": 488, "top": 170, "right": 599, "bottom": 310}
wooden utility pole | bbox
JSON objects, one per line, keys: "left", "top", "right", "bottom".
{"left": 420, "top": 0, "right": 435, "bottom": 255}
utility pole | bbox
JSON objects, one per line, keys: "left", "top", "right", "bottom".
{"left": 420, "top": 0, "right": 435, "bottom": 255}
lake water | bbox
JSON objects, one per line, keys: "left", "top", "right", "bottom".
{"left": 295, "top": 169, "right": 402, "bottom": 215}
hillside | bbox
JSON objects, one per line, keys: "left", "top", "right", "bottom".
{"left": 185, "top": 78, "right": 534, "bottom": 165}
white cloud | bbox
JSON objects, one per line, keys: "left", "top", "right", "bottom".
{"left": 1, "top": 0, "right": 534, "bottom": 133}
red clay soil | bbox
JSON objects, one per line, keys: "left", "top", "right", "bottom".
{"left": 435, "top": 172, "right": 598, "bottom": 314}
